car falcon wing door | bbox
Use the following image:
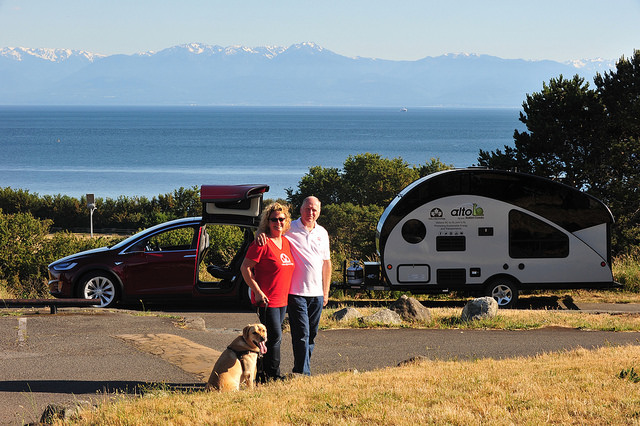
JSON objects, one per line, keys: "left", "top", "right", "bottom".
{"left": 200, "top": 184, "right": 269, "bottom": 226}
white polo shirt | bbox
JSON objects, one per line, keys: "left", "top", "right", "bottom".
{"left": 286, "top": 218, "right": 331, "bottom": 297}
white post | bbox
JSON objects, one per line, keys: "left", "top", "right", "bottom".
{"left": 89, "top": 206, "right": 95, "bottom": 237}
{"left": 87, "top": 193, "right": 96, "bottom": 238}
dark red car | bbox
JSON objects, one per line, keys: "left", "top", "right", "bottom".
{"left": 47, "top": 184, "right": 268, "bottom": 307}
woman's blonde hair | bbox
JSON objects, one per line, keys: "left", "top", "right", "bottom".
{"left": 257, "top": 202, "right": 292, "bottom": 236}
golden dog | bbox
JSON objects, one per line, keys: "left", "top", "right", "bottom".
{"left": 206, "top": 323, "right": 267, "bottom": 391}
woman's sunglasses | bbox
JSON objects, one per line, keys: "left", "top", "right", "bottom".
{"left": 269, "top": 217, "right": 286, "bottom": 223}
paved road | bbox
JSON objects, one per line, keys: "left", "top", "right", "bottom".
{"left": 2, "top": 301, "right": 640, "bottom": 425}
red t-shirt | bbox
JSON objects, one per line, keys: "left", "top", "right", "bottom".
{"left": 245, "top": 237, "right": 295, "bottom": 308}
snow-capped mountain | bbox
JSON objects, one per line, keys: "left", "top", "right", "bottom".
{"left": 0, "top": 46, "right": 105, "bottom": 62}
{"left": 566, "top": 57, "right": 617, "bottom": 72}
{"left": 145, "top": 42, "right": 289, "bottom": 58}
{"left": 0, "top": 43, "right": 617, "bottom": 106}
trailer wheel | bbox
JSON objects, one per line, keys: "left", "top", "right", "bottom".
{"left": 485, "top": 278, "right": 518, "bottom": 309}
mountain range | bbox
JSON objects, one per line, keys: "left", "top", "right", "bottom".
{"left": 0, "top": 42, "right": 616, "bottom": 107}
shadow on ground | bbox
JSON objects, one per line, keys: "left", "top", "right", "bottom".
{"left": 0, "top": 380, "right": 205, "bottom": 395}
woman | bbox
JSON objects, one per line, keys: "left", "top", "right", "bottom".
{"left": 240, "top": 202, "right": 295, "bottom": 382}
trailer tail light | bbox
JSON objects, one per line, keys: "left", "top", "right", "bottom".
{"left": 601, "top": 262, "right": 607, "bottom": 267}
{"left": 386, "top": 264, "right": 392, "bottom": 270}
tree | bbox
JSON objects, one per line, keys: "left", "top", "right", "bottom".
{"left": 416, "top": 157, "right": 455, "bottom": 178}
{"left": 320, "top": 203, "right": 384, "bottom": 262}
{"left": 595, "top": 50, "right": 640, "bottom": 141}
{"left": 478, "top": 54, "right": 640, "bottom": 252}
{"left": 593, "top": 50, "right": 640, "bottom": 249}
{"left": 286, "top": 166, "right": 343, "bottom": 210}
{"left": 286, "top": 153, "right": 451, "bottom": 209}
{"left": 478, "top": 74, "right": 607, "bottom": 190}
{"left": 286, "top": 154, "right": 452, "bottom": 264}
{"left": 340, "top": 153, "right": 419, "bottom": 207}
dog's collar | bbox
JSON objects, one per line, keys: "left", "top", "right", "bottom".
{"left": 227, "top": 346, "right": 260, "bottom": 358}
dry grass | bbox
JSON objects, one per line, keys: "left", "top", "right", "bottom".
{"left": 556, "top": 289, "right": 640, "bottom": 304}
{"left": 321, "top": 305, "right": 640, "bottom": 332}
{"left": 0, "top": 284, "right": 13, "bottom": 299}
{"left": 66, "top": 345, "right": 640, "bottom": 425}
{"left": 36, "top": 287, "right": 640, "bottom": 424}
{"left": 613, "top": 247, "right": 640, "bottom": 292}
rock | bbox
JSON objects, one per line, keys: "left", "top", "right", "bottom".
{"left": 461, "top": 297, "right": 498, "bottom": 321}
{"left": 180, "top": 316, "right": 206, "bottom": 331}
{"left": 330, "top": 307, "right": 362, "bottom": 322}
{"left": 38, "top": 401, "right": 92, "bottom": 424}
{"left": 361, "top": 308, "right": 403, "bottom": 326}
{"left": 398, "top": 355, "right": 429, "bottom": 366}
{"left": 389, "top": 295, "right": 432, "bottom": 322}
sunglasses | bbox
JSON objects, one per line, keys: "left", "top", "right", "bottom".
{"left": 269, "top": 217, "right": 286, "bottom": 223}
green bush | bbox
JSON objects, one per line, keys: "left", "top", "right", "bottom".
{"left": 43, "top": 232, "right": 122, "bottom": 261}
{"left": 321, "top": 203, "right": 384, "bottom": 261}
{"left": 286, "top": 154, "right": 452, "bottom": 209}
{"left": 0, "top": 209, "right": 122, "bottom": 297}
{"left": 206, "top": 225, "right": 246, "bottom": 266}
{"left": 0, "top": 185, "right": 202, "bottom": 232}
{"left": 0, "top": 209, "right": 51, "bottom": 296}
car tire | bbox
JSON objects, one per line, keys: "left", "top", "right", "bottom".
{"left": 485, "top": 277, "right": 518, "bottom": 309}
{"left": 78, "top": 271, "right": 119, "bottom": 308}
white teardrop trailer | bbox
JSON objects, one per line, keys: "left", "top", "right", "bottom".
{"left": 342, "top": 168, "right": 618, "bottom": 308}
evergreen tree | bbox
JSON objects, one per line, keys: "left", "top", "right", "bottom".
{"left": 478, "top": 74, "right": 606, "bottom": 190}
{"left": 593, "top": 50, "right": 640, "bottom": 249}
{"left": 478, "top": 51, "right": 640, "bottom": 252}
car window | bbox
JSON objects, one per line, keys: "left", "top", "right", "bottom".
{"left": 206, "top": 225, "right": 246, "bottom": 265}
{"left": 198, "top": 225, "right": 251, "bottom": 283}
{"left": 145, "top": 226, "right": 198, "bottom": 252}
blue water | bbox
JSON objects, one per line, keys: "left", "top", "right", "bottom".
{"left": 0, "top": 106, "right": 522, "bottom": 201}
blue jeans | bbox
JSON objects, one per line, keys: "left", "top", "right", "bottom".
{"left": 258, "top": 305, "right": 287, "bottom": 378}
{"left": 288, "top": 294, "right": 323, "bottom": 375}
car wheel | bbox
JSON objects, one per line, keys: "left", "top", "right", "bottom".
{"left": 79, "top": 272, "right": 119, "bottom": 308}
{"left": 485, "top": 277, "right": 518, "bottom": 309}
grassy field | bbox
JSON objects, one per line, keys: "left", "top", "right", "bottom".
{"left": 321, "top": 304, "right": 640, "bottom": 332}
{"left": 65, "top": 345, "right": 640, "bottom": 425}
{"left": 613, "top": 246, "right": 640, "bottom": 292}
{"left": 4, "top": 251, "right": 639, "bottom": 424}
{"left": 34, "top": 289, "right": 638, "bottom": 425}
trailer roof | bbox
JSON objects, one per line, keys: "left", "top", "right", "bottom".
{"left": 377, "top": 169, "right": 613, "bottom": 251}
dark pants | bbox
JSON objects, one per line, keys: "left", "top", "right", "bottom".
{"left": 288, "top": 294, "right": 324, "bottom": 375}
{"left": 258, "top": 305, "right": 287, "bottom": 378}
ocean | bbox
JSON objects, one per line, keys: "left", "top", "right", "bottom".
{"left": 0, "top": 106, "right": 522, "bottom": 201}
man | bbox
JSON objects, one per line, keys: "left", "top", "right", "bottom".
{"left": 285, "top": 196, "right": 331, "bottom": 375}
{"left": 256, "top": 196, "right": 331, "bottom": 375}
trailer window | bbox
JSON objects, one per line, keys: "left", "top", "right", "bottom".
{"left": 509, "top": 210, "right": 569, "bottom": 258}
{"left": 401, "top": 219, "right": 426, "bottom": 244}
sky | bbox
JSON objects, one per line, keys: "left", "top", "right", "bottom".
{"left": 0, "top": 0, "right": 639, "bottom": 62}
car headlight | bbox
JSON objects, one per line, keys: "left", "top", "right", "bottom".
{"left": 52, "top": 262, "right": 77, "bottom": 271}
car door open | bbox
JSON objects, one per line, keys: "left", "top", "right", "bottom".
{"left": 195, "top": 184, "right": 269, "bottom": 299}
